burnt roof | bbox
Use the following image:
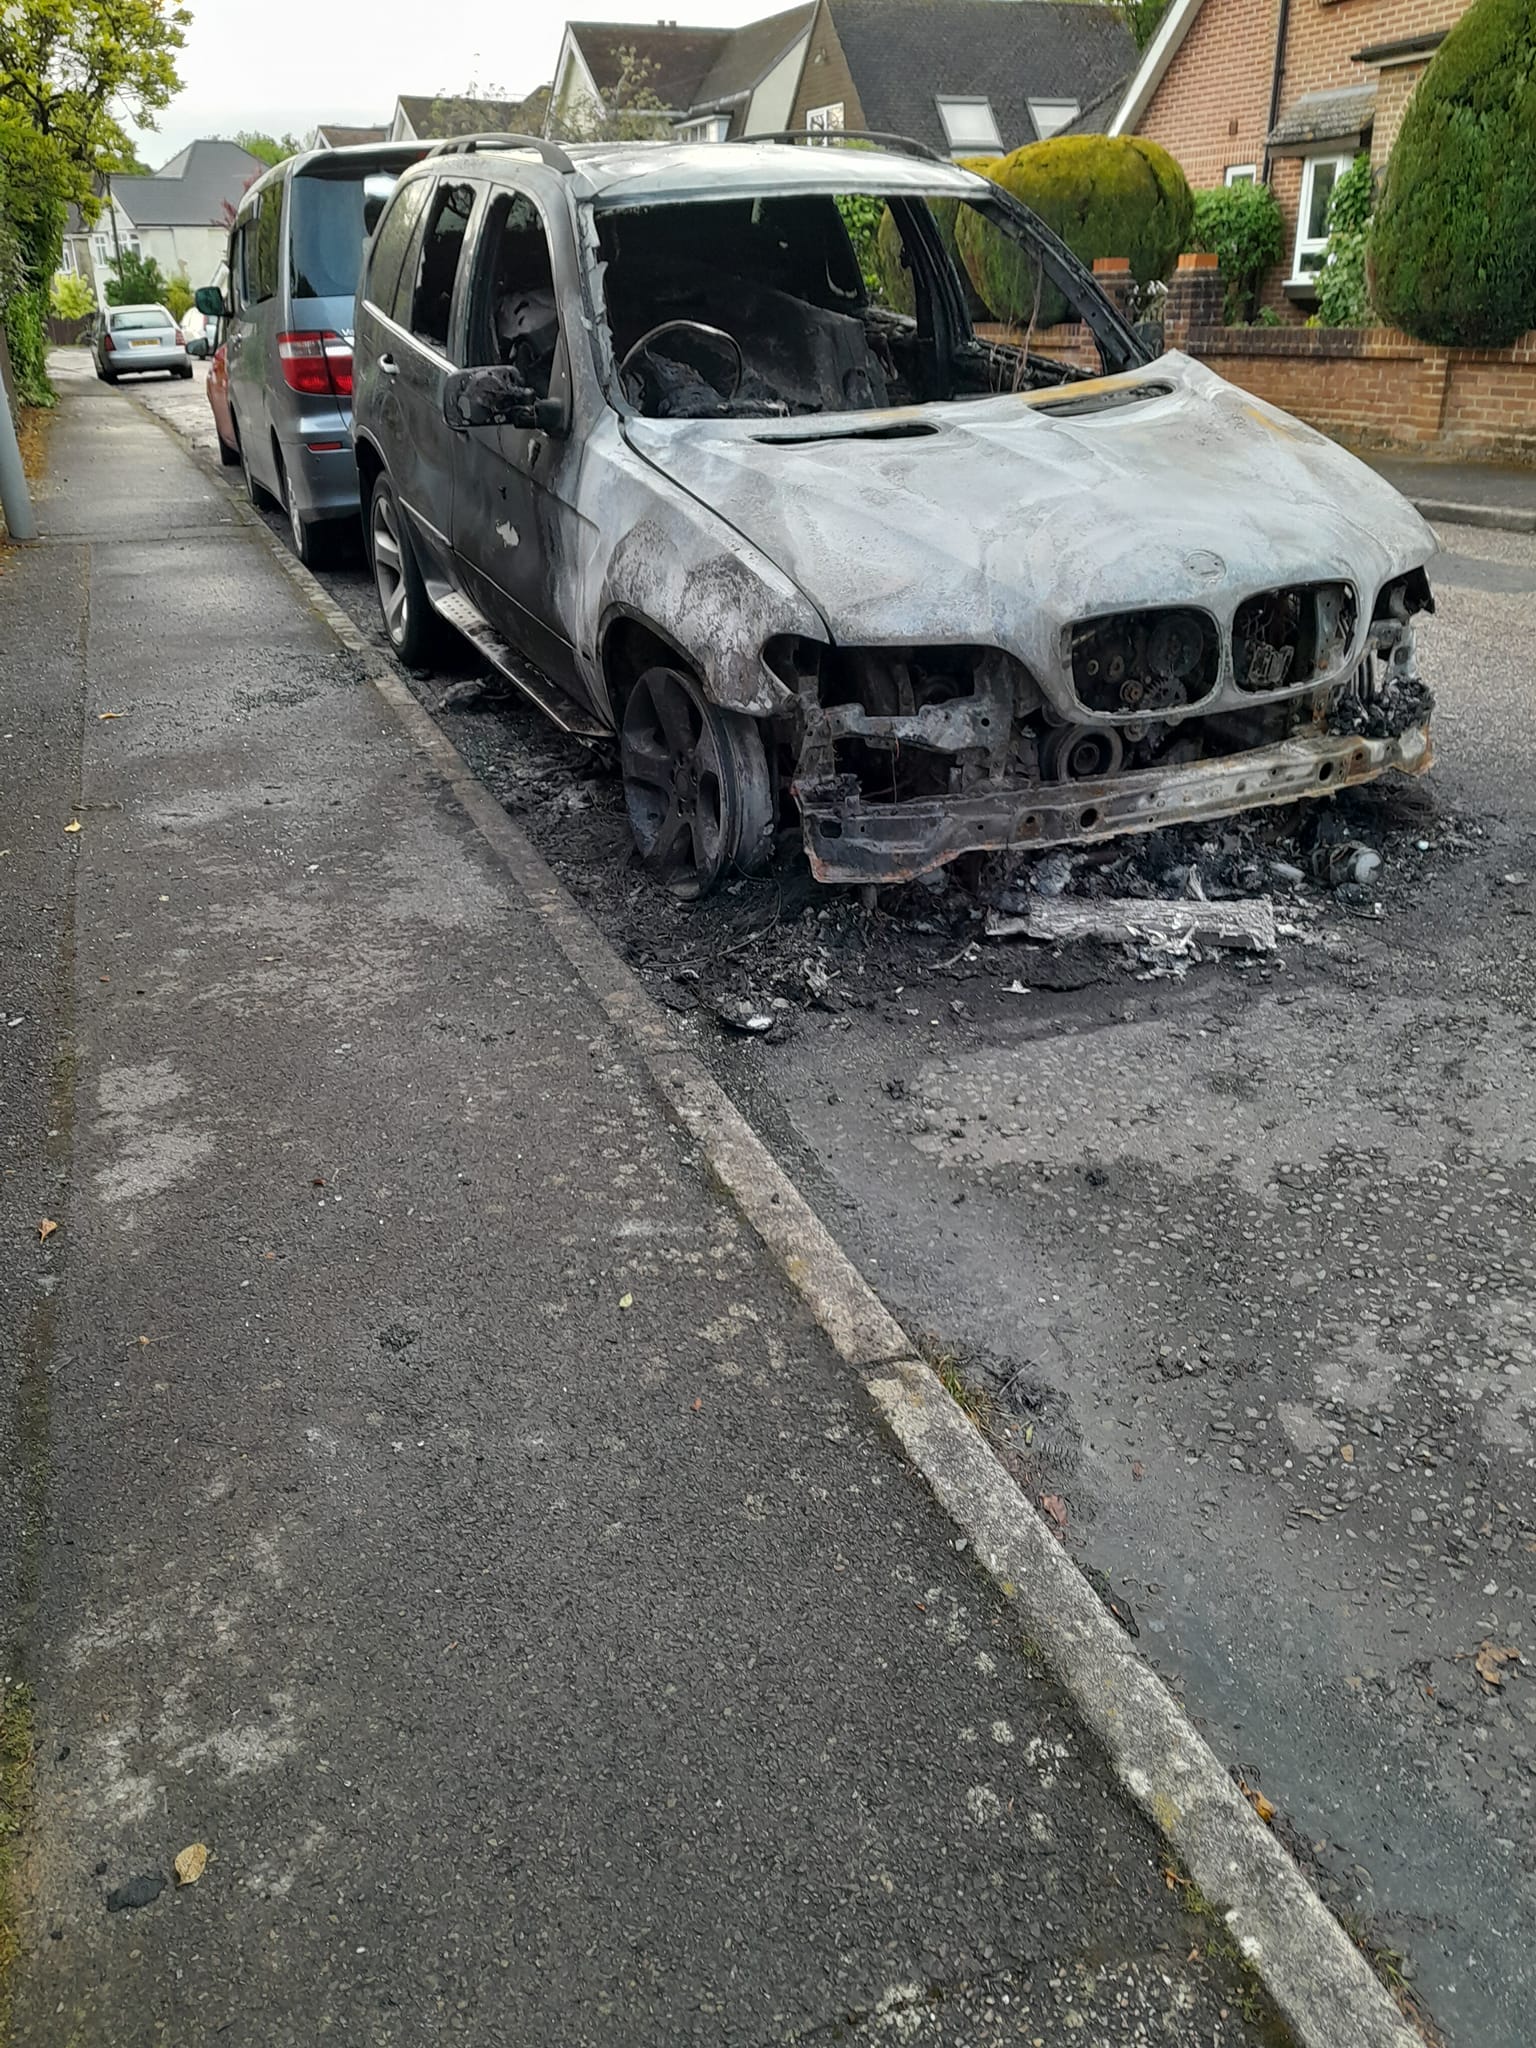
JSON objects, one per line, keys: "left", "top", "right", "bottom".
{"left": 827, "top": 0, "right": 1136, "bottom": 154}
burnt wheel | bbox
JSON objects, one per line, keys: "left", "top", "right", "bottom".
{"left": 620, "top": 664, "right": 772, "bottom": 900}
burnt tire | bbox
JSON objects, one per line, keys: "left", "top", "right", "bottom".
{"left": 620, "top": 663, "right": 774, "bottom": 900}
{"left": 368, "top": 472, "right": 443, "bottom": 667}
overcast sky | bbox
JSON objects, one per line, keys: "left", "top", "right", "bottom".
{"left": 129, "top": 0, "right": 779, "bottom": 165}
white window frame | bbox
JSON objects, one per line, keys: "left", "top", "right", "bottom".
{"left": 1026, "top": 97, "right": 1080, "bottom": 141}
{"left": 1224, "top": 163, "right": 1257, "bottom": 185}
{"left": 1291, "top": 151, "right": 1352, "bottom": 280}
{"left": 936, "top": 94, "right": 1004, "bottom": 154}
{"left": 805, "top": 100, "right": 845, "bottom": 144}
{"left": 675, "top": 115, "right": 728, "bottom": 143}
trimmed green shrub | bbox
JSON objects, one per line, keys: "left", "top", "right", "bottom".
{"left": 872, "top": 157, "right": 998, "bottom": 316}
{"left": 163, "top": 267, "right": 194, "bottom": 321}
{"left": 1315, "top": 153, "right": 1374, "bottom": 327}
{"left": 1189, "top": 180, "right": 1284, "bottom": 323}
{"left": 1369, "top": 0, "right": 1536, "bottom": 347}
{"left": 954, "top": 135, "right": 1193, "bottom": 326}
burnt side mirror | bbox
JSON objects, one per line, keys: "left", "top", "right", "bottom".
{"left": 193, "top": 284, "right": 224, "bottom": 319}
{"left": 444, "top": 365, "right": 563, "bottom": 434}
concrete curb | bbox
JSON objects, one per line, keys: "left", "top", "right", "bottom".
{"left": 132, "top": 388, "right": 1421, "bottom": 2048}
{"left": 1414, "top": 496, "right": 1536, "bottom": 536}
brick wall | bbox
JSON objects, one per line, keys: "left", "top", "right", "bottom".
{"left": 1184, "top": 323, "right": 1536, "bottom": 459}
{"left": 1137, "top": 0, "right": 1278, "bottom": 186}
{"left": 788, "top": 0, "right": 866, "bottom": 130}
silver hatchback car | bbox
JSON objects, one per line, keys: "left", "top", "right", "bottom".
{"left": 93, "top": 304, "right": 191, "bottom": 382}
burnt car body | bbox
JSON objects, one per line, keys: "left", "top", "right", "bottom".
{"left": 351, "top": 135, "right": 1436, "bottom": 895}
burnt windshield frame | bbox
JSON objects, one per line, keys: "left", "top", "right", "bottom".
{"left": 586, "top": 173, "right": 1151, "bottom": 420}
{"left": 962, "top": 184, "right": 1150, "bottom": 375}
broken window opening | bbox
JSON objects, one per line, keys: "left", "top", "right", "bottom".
{"left": 595, "top": 188, "right": 1118, "bottom": 421}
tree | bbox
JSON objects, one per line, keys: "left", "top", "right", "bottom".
{"left": 49, "top": 267, "right": 93, "bottom": 319}
{"left": 872, "top": 160, "right": 999, "bottom": 316}
{"left": 1188, "top": 180, "right": 1284, "bottom": 323}
{"left": 105, "top": 247, "right": 167, "bottom": 306}
{"left": 547, "top": 46, "right": 667, "bottom": 141}
{"left": 0, "top": 0, "right": 188, "bottom": 399}
{"left": 1314, "top": 153, "right": 1373, "bottom": 327}
{"left": 229, "top": 130, "right": 299, "bottom": 168}
{"left": 1109, "top": 0, "right": 1173, "bottom": 50}
{"left": 1369, "top": 0, "right": 1536, "bottom": 347}
{"left": 955, "top": 136, "right": 1193, "bottom": 327}
{"left": 163, "top": 265, "right": 193, "bottom": 320}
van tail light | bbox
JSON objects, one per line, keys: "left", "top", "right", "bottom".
{"left": 277, "top": 330, "right": 353, "bottom": 398}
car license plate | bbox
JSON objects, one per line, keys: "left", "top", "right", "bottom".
{"left": 131, "top": 337, "right": 160, "bottom": 348}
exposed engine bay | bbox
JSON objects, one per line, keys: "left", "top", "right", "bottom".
{"left": 778, "top": 570, "right": 1436, "bottom": 883}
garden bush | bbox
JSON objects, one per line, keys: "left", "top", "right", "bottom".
{"left": 954, "top": 134, "right": 1193, "bottom": 327}
{"left": 871, "top": 158, "right": 998, "bottom": 316}
{"left": 1369, "top": 0, "right": 1536, "bottom": 347}
{"left": 1315, "top": 153, "right": 1373, "bottom": 327}
{"left": 1188, "top": 180, "right": 1284, "bottom": 322}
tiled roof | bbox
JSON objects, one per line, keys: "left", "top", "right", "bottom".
{"left": 827, "top": 0, "right": 1137, "bottom": 155}
{"left": 1267, "top": 84, "right": 1376, "bottom": 149}
{"left": 110, "top": 141, "right": 266, "bottom": 228}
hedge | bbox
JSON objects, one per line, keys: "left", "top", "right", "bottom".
{"left": 872, "top": 158, "right": 998, "bottom": 316}
{"left": 955, "top": 134, "right": 1193, "bottom": 326}
{"left": 1369, "top": 0, "right": 1536, "bottom": 347}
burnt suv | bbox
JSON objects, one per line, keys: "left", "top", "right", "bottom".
{"left": 351, "top": 133, "right": 1437, "bottom": 897}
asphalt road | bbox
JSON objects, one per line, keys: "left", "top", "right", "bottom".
{"left": 0, "top": 358, "right": 1285, "bottom": 2046}
{"left": 129, "top": 357, "right": 1536, "bottom": 2043}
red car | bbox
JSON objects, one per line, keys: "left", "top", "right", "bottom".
{"left": 207, "top": 343, "right": 239, "bottom": 468}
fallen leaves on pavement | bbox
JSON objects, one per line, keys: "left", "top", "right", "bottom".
{"left": 1239, "top": 1777, "right": 1277, "bottom": 1824}
{"left": 173, "top": 1842, "right": 208, "bottom": 1886}
{"left": 1474, "top": 1641, "right": 1522, "bottom": 1688}
{"left": 37, "top": 1219, "right": 57, "bottom": 1241}
{"left": 1039, "top": 1493, "right": 1068, "bottom": 1533}
{"left": 63, "top": 819, "right": 81, "bottom": 834}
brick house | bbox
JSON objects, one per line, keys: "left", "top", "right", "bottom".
{"left": 1105, "top": 0, "right": 1470, "bottom": 316}
{"left": 546, "top": 1, "right": 1134, "bottom": 156}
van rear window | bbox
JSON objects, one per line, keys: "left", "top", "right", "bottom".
{"left": 290, "top": 172, "right": 392, "bottom": 300}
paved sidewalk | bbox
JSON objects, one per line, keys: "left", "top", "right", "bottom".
{"left": 0, "top": 381, "right": 1278, "bottom": 2043}
{"left": 1362, "top": 451, "right": 1536, "bottom": 531}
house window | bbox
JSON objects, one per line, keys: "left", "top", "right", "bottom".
{"left": 92, "top": 234, "right": 111, "bottom": 265}
{"left": 1224, "top": 164, "right": 1257, "bottom": 185}
{"left": 59, "top": 244, "right": 77, "bottom": 274}
{"left": 1026, "top": 98, "right": 1080, "bottom": 141}
{"left": 805, "top": 100, "right": 845, "bottom": 142}
{"left": 937, "top": 95, "right": 1004, "bottom": 154}
{"left": 676, "top": 116, "right": 728, "bottom": 143}
{"left": 1292, "top": 152, "right": 1352, "bottom": 277}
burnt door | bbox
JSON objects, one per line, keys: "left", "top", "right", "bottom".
{"left": 450, "top": 188, "right": 588, "bottom": 702}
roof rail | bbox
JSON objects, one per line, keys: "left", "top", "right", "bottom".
{"left": 424, "top": 133, "right": 576, "bottom": 173}
{"left": 735, "top": 128, "right": 948, "bottom": 165}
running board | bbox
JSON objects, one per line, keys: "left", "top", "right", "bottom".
{"left": 429, "top": 587, "right": 607, "bottom": 737}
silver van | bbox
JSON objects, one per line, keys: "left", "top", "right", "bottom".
{"left": 197, "top": 141, "right": 425, "bottom": 563}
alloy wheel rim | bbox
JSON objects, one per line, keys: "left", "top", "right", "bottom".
{"left": 621, "top": 668, "right": 731, "bottom": 897}
{"left": 371, "top": 495, "right": 408, "bottom": 644}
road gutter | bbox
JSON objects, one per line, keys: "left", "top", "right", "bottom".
{"left": 130, "top": 387, "right": 1423, "bottom": 2048}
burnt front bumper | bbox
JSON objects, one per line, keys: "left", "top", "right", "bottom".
{"left": 795, "top": 722, "right": 1433, "bottom": 885}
